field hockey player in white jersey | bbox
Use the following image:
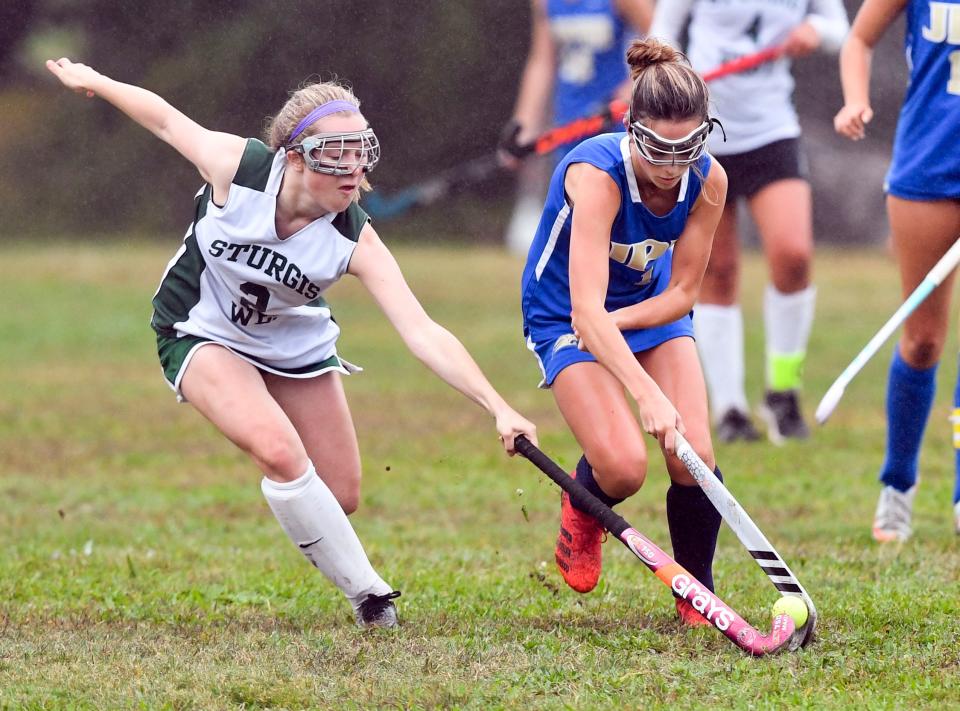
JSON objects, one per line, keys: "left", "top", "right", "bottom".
{"left": 45, "top": 58, "right": 537, "bottom": 628}
{"left": 520, "top": 38, "right": 729, "bottom": 626}
{"left": 652, "top": 0, "right": 849, "bottom": 444}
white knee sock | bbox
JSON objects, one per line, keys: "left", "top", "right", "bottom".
{"left": 764, "top": 285, "right": 816, "bottom": 391}
{"left": 261, "top": 464, "right": 392, "bottom": 610}
{"left": 693, "top": 303, "right": 749, "bottom": 419}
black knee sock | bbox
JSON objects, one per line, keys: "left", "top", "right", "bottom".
{"left": 666, "top": 467, "right": 723, "bottom": 593}
{"left": 573, "top": 456, "right": 625, "bottom": 512}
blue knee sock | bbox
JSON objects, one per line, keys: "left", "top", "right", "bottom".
{"left": 573, "top": 456, "right": 625, "bottom": 512}
{"left": 666, "top": 467, "right": 723, "bottom": 593}
{"left": 880, "top": 348, "right": 937, "bottom": 492}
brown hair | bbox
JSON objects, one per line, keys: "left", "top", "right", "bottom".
{"left": 625, "top": 38, "right": 718, "bottom": 201}
{"left": 625, "top": 38, "right": 709, "bottom": 124}
{"left": 264, "top": 81, "right": 372, "bottom": 193}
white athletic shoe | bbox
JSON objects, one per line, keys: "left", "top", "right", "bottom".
{"left": 954, "top": 501, "right": 960, "bottom": 536}
{"left": 872, "top": 485, "right": 916, "bottom": 543}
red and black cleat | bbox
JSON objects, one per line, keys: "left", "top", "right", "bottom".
{"left": 555, "top": 476, "right": 605, "bottom": 593}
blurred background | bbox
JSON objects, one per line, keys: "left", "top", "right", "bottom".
{"left": 1, "top": 0, "right": 907, "bottom": 245}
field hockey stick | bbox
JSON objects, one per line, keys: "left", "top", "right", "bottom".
{"left": 816, "top": 236, "right": 960, "bottom": 425}
{"left": 673, "top": 432, "right": 817, "bottom": 650}
{"left": 701, "top": 44, "right": 786, "bottom": 82}
{"left": 514, "top": 435, "right": 796, "bottom": 656}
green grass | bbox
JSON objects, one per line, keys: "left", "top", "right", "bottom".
{"left": 2, "top": 241, "right": 959, "bottom": 709}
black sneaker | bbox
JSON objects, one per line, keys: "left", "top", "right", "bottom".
{"left": 759, "top": 390, "right": 810, "bottom": 444}
{"left": 355, "top": 590, "right": 401, "bottom": 629}
{"left": 715, "top": 408, "right": 761, "bottom": 443}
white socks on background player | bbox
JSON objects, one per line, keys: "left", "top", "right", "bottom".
{"left": 694, "top": 285, "right": 816, "bottom": 414}
{"left": 261, "top": 463, "right": 392, "bottom": 612}
{"left": 693, "top": 303, "right": 749, "bottom": 419}
{"left": 763, "top": 285, "right": 816, "bottom": 392}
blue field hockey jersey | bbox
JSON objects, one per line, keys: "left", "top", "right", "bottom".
{"left": 886, "top": 0, "right": 960, "bottom": 199}
{"left": 548, "top": 0, "right": 632, "bottom": 125}
{"left": 521, "top": 132, "right": 712, "bottom": 338}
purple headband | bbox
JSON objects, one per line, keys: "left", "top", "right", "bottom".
{"left": 287, "top": 100, "right": 360, "bottom": 144}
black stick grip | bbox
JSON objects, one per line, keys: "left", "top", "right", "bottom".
{"left": 514, "top": 436, "right": 629, "bottom": 538}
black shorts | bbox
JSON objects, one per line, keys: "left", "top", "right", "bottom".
{"left": 718, "top": 138, "right": 809, "bottom": 204}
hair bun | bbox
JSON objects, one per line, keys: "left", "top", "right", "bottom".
{"left": 626, "top": 38, "right": 683, "bottom": 80}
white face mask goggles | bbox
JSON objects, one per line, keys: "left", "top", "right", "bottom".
{"left": 628, "top": 118, "right": 723, "bottom": 166}
{"left": 291, "top": 128, "right": 381, "bottom": 176}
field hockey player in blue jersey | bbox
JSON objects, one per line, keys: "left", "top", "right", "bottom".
{"left": 499, "top": 0, "right": 653, "bottom": 254}
{"left": 520, "top": 38, "right": 729, "bottom": 625}
{"left": 835, "top": 0, "right": 960, "bottom": 542}
{"left": 45, "top": 58, "right": 537, "bottom": 628}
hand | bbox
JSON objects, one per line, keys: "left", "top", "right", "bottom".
{"left": 495, "top": 408, "right": 538, "bottom": 455}
{"left": 636, "top": 387, "right": 685, "bottom": 454}
{"left": 781, "top": 22, "right": 821, "bottom": 58}
{"left": 833, "top": 103, "right": 874, "bottom": 141}
{"left": 45, "top": 58, "right": 101, "bottom": 98}
{"left": 497, "top": 120, "right": 529, "bottom": 169}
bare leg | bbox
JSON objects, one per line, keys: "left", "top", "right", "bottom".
{"left": 640, "top": 336, "right": 722, "bottom": 595}
{"left": 264, "top": 370, "right": 363, "bottom": 512}
{"left": 180, "top": 346, "right": 393, "bottom": 618}
{"left": 552, "top": 361, "right": 648, "bottom": 498}
{"left": 180, "top": 345, "right": 307, "bottom": 481}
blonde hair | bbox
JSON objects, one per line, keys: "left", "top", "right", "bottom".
{"left": 264, "top": 81, "right": 372, "bottom": 193}
{"left": 625, "top": 38, "right": 718, "bottom": 202}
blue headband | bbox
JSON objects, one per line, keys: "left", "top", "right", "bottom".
{"left": 287, "top": 100, "right": 360, "bottom": 144}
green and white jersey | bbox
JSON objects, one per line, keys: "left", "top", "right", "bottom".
{"left": 151, "top": 139, "right": 367, "bottom": 376}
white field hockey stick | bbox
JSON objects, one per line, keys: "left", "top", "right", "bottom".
{"left": 815, "top": 237, "right": 960, "bottom": 425}
{"left": 515, "top": 435, "right": 796, "bottom": 656}
{"left": 674, "top": 432, "right": 817, "bottom": 650}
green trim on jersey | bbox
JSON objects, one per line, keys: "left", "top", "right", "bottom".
{"left": 157, "top": 332, "right": 346, "bottom": 388}
{"left": 331, "top": 201, "right": 369, "bottom": 243}
{"left": 151, "top": 229, "right": 207, "bottom": 337}
{"left": 232, "top": 139, "right": 273, "bottom": 192}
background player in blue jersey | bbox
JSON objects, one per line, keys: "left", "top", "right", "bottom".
{"left": 521, "top": 38, "right": 728, "bottom": 625}
{"left": 46, "top": 57, "right": 537, "bottom": 628}
{"left": 499, "top": 0, "right": 653, "bottom": 254}
{"left": 835, "top": 0, "right": 960, "bottom": 541}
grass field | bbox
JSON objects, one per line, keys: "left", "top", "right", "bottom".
{"left": 2, "top": 241, "right": 959, "bottom": 710}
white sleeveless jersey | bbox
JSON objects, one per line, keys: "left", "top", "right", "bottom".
{"left": 151, "top": 139, "right": 367, "bottom": 373}
{"left": 651, "top": 0, "right": 848, "bottom": 155}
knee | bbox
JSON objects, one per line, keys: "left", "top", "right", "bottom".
{"left": 899, "top": 336, "right": 943, "bottom": 369}
{"left": 249, "top": 430, "right": 306, "bottom": 481}
{"left": 590, "top": 444, "right": 648, "bottom": 497}
{"left": 321, "top": 464, "right": 362, "bottom": 514}
{"left": 770, "top": 251, "right": 811, "bottom": 292}
{"left": 338, "top": 491, "right": 360, "bottom": 515}
{"left": 704, "top": 255, "right": 739, "bottom": 294}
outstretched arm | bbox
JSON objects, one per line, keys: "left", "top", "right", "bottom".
{"left": 348, "top": 225, "right": 537, "bottom": 453}
{"left": 834, "top": 0, "right": 907, "bottom": 140}
{"left": 45, "top": 58, "right": 245, "bottom": 202}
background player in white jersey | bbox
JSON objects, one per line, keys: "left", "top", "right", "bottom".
{"left": 520, "top": 38, "right": 729, "bottom": 625}
{"left": 652, "top": 0, "right": 849, "bottom": 444}
{"left": 835, "top": 0, "right": 960, "bottom": 541}
{"left": 499, "top": 0, "right": 653, "bottom": 255}
{"left": 45, "top": 57, "right": 537, "bottom": 628}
